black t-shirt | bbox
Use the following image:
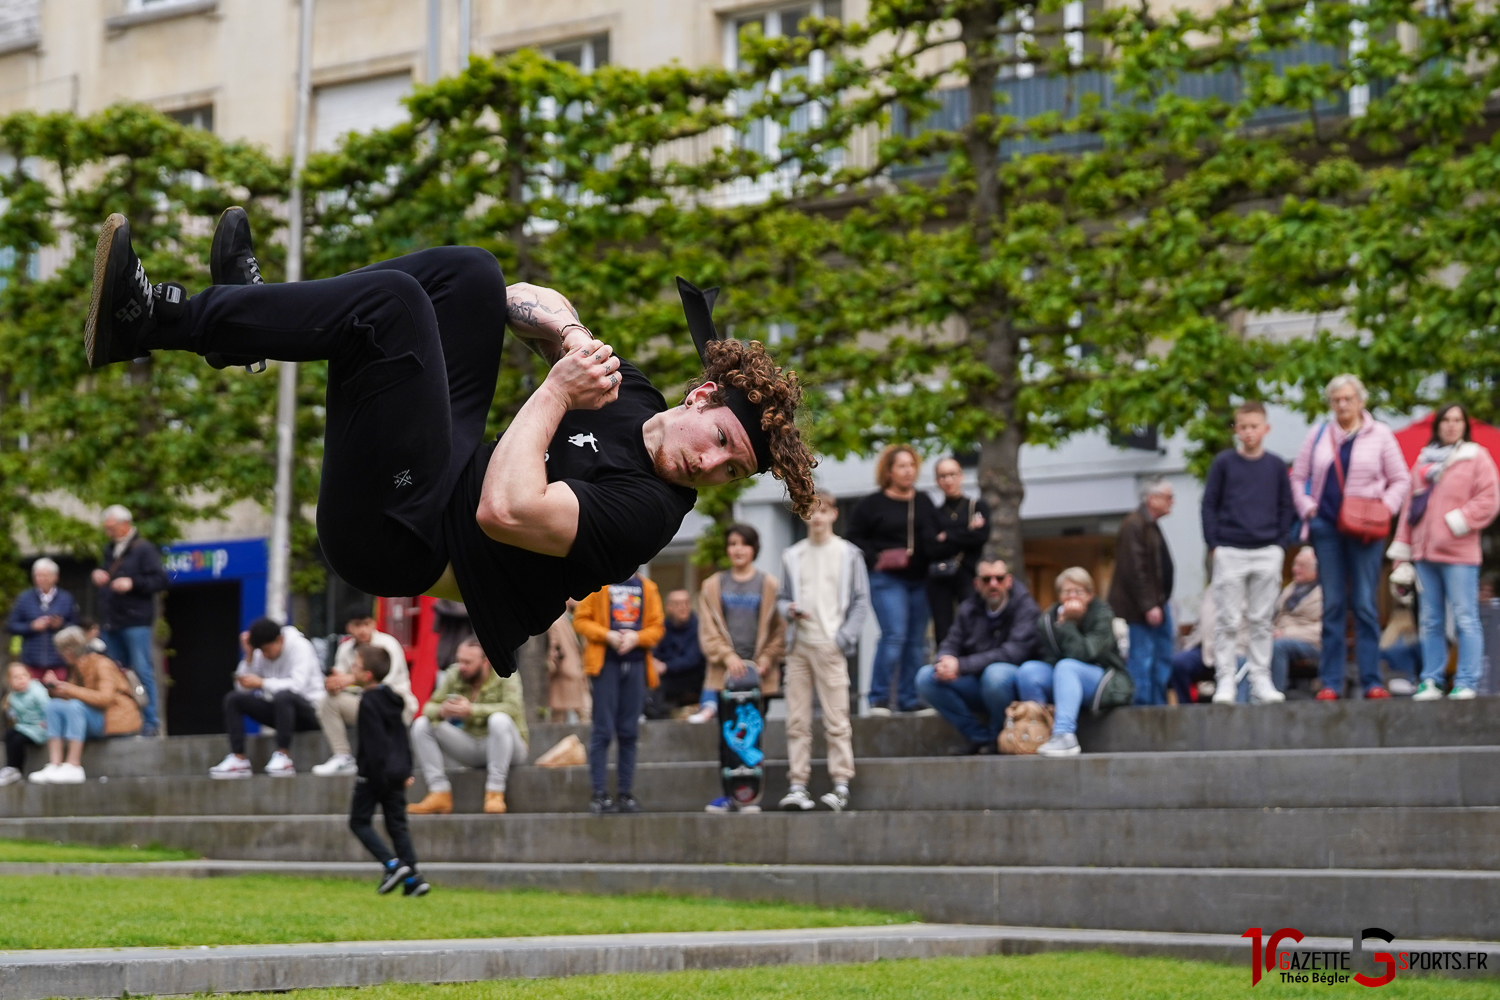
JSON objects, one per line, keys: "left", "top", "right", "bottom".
{"left": 441, "top": 361, "right": 697, "bottom": 675}
{"left": 845, "top": 491, "right": 940, "bottom": 582}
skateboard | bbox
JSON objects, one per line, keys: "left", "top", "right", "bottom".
{"left": 717, "top": 685, "right": 765, "bottom": 808}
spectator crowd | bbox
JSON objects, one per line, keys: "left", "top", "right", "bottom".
{"left": 1, "top": 376, "right": 1496, "bottom": 835}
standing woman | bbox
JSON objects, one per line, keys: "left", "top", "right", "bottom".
{"left": 1290, "top": 374, "right": 1411, "bottom": 699}
{"left": 847, "top": 445, "right": 940, "bottom": 714}
{"left": 1387, "top": 404, "right": 1499, "bottom": 700}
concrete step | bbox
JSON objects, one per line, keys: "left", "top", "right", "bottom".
{"left": 3, "top": 920, "right": 1495, "bottom": 1000}
{"left": 3, "top": 806, "right": 1496, "bottom": 870}
{"left": 3, "top": 860, "right": 1497, "bottom": 943}
{"left": 28, "top": 698, "right": 1497, "bottom": 779}
{"left": 7, "top": 746, "right": 1498, "bottom": 818}
{"left": 23, "top": 716, "right": 970, "bottom": 779}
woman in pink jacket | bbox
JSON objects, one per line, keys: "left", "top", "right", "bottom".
{"left": 1290, "top": 374, "right": 1410, "bottom": 700}
{"left": 1387, "top": 404, "right": 1499, "bottom": 700}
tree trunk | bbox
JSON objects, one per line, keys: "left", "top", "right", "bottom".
{"left": 960, "top": 3, "right": 1026, "bottom": 568}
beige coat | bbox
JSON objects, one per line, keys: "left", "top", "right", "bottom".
{"left": 1272, "top": 583, "right": 1323, "bottom": 646}
{"left": 547, "top": 613, "right": 591, "bottom": 717}
{"left": 64, "top": 652, "right": 142, "bottom": 736}
{"left": 698, "top": 571, "right": 785, "bottom": 694}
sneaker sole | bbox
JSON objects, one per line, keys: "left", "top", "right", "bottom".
{"left": 780, "top": 801, "right": 814, "bottom": 811}
{"left": 265, "top": 769, "right": 297, "bottom": 778}
{"left": 378, "top": 865, "right": 413, "bottom": 894}
{"left": 85, "top": 214, "right": 128, "bottom": 370}
{"left": 209, "top": 207, "right": 245, "bottom": 286}
{"left": 209, "top": 771, "right": 253, "bottom": 780}
{"left": 406, "top": 882, "right": 431, "bottom": 897}
{"left": 1039, "top": 747, "right": 1082, "bottom": 757}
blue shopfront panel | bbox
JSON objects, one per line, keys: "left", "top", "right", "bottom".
{"left": 163, "top": 538, "right": 267, "bottom": 631}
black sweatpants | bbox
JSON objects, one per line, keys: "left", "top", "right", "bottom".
{"left": 143, "top": 247, "right": 508, "bottom": 597}
{"left": 588, "top": 657, "right": 646, "bottom": 797}
{"left": 349, "top": 776, "right": 417, "bottom": 870}
{"left": 223, "top": 689, "right": 321, "bottom": 753}
{"left": 4, "top": 728, "right": 41, "bottom": 770}
{"left": 927, "top": 573, "right": 974, "bottom": 645}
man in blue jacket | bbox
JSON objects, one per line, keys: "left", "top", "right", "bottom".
{"left": 6, "top": 558, "right": 77, "bottom": 679}
{"left": 92, "top": 506, "right": 168, "bottom": 736}
{"left": 916, "top": 560, "right": 1039, "bottom": 754}
{"left": 654, "top": 589, "right": 707, "bottom": 713}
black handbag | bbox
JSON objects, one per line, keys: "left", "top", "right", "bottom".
{"left": 928, "top": 498, "right": 974, "bottom": 579}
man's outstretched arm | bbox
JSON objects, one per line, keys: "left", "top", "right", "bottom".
{"left": 475, "top": 336, "right": 622, "bottom": 557}
{"left": 506, "top": 282, "right": 593, "bottom": 364}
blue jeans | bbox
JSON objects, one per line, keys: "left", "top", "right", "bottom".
{"left": 1015, "top": 659, "right": 1054, "bottom": 703}
{"left": 1017, "top": 658, "right": 1103, "bottom": 736}
{"left": 1170, "top": 647, "right": 1208, "bottom": 703}
{"left": 103, "top": 625, "right": 158, "bottom": 734}
{"left": 868, "top": 572, "right": 929, "bottom": 710}
{"left": 1415, "top": 560, "right": 1483, "bottom": 691}
{"left": 588, "top": 657, "right": 645, "bottom": 797}
{"left": 915, "top": 662, "right": 1019, "bottom": 744}
{"left": 1308, "top": 518, "right": 1384, "bottom": 694}
{"left": 1126, "top": 608, "right": 1174, "bottom": 706}
{"left": 44, "top": 698, "right": 106, "bottom": 742}
{"left": 1381, "top": 639, "right": 1420, "bottom": 682}
{"left": 1269, "top": 638, "right": 1318, "bottom": 692}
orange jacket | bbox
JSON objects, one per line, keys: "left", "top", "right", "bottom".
{"left": 573, "top": 577, "right": 663, "bottom": 688}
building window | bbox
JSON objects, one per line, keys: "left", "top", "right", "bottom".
{"left": 0, "top": 0, "right": 39, "bottom": 54}
{"left": 543, "top": 34, "right": 608, "bottom": 72}
{"left": 167, "top": 104, "right": 213, "bottom": 132}
{"left": 723, "top": 2, "right": 840, "bottom": 199}
{"left": 313, "top": 72, "right": 412, "bottom": 152}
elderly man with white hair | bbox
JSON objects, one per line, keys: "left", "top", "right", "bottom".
{"left": 91, "top": 505, "right": 168, "bottom": 735}
{"left": 6, "top": 557, "right": 77, "bottom": 679}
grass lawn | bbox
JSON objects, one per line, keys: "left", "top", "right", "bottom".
{"left": 227, "top": 953, "right": 1500, "bottom": 999}
{"left": 0, "top": 873, "right": 911, "bottom": 950}
{"left": 0, "top": 838, "right": 196, "bottom": 863}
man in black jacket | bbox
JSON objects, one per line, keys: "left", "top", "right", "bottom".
{"left": 1107, "top": 479, "right": 1176, "bottom": 707}
{"left": 348, "top": 644, "right": 428, "bottom": 896}
{"left": 91, "top": 505, "right": 169, "bottom": 736}
{"left": 916, "top": 560, "right": 1040, "bottom": 754}
{"left": 654, "top": 589, "right": 706, "bottom": 712}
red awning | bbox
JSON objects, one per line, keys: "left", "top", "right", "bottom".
{"left": 1395, "top": 413, "right": 1500, "bottom": 468}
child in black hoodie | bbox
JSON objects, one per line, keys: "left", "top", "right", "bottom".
{"left": 348, "top": 643, "right": 428, "bottom": 896}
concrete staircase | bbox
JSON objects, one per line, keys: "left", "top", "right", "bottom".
{"left": 2, "top": 701, "right": 1497, "bottom": 939}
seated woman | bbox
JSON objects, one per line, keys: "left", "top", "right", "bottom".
{"left": 1014, "top": 567, "right": 1131, "bottom": 757}
{"left": 28, "top": 626, "right": 141, "bottom": 785}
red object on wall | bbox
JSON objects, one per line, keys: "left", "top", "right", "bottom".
{"left": 377, "top": 596, "right": 440, "bottom": 705}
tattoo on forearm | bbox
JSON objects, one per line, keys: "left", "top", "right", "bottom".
{"left": 506, "top": 287, "right": 580, "bottom": 336}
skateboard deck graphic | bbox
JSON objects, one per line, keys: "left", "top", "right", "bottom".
{"left": 718, "top": 687, "right": 764, "bottom": 807}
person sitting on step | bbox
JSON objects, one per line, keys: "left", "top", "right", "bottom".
{"left": 1, "top": 662, "right": 50, "bottom": 786}
{"left": 313, "top": 609, "right": 418, "bottom": 777}
{"left": 915, "top": 559, "right": 1039, "bottom": 755}
{"left": 30, "top": 626, "right": 142, "bottom": 784}
{"left": 408, "top": 638, "right": 528, "bottom": 816}
{"left": 210, "top": 618, "right": 325, "bottom": 779}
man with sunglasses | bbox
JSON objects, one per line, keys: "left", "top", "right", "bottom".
{"left": 916, "top": 560, "right": 1040, "bottom": 755}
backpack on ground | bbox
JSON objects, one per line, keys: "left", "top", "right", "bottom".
{"left": 998, "top": 700, "right": 1054, "bottom": 755}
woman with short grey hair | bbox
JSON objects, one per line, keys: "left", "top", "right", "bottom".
{"left": 1290, "top": 374, "right": 1410, "bottom": 700}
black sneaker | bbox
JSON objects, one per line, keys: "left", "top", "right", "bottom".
{"left": 377, "top": 862, "right": 412, "bottom": 894}
{"left": 402, "top": 875, "right": 430, "bottom": 897}
{"left": 85, "top": 214, "right": 158, "bottom": 369}
{"left": 205, "top": 206, "right": 266, "bottom": 373}
{"left": 589, "top": 793, "right": 616, "bottom": 815}
{"left": 616, "top": 793, "right": 641, "bottom": 814}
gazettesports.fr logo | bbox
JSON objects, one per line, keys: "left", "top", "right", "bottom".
{"left": 1242, "top": 927, "right": 1490, "bottom": 987}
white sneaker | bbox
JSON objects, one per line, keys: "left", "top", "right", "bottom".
{"left": 867, "top": 706, "right": 893, "bottom": 717}
{"left": 264, "top": 750, "right": 297, "bottom": 777}
{"left": 1449, "top": 686, "right": 1478, "bottom": 700}
{"left": 50, "top": 763, "right": 85, "bottom": 784}
{"left": 1412, "top": 680, "right": 1444, "bottom": 701}
{"left": 1037, "top": 732, "right": 1081, "bottom": 757}
{"left": 911, "top": 707, "right": 938, "bottom": 717}
{"left": 1387, "top": 677, "right": 1415, "bottom": 697}
{"left": 1211, "top": 680, "right": 1236, "bottom": 704}
{"left": 27, "top": 764, "right": 58, "bottom": 784}
{"left": 312, "top": 753, "right": 357, "bottom": 776}
{"left": 209, "top": 753, "right": 253, "bottom": 779}
{"left": 779, "top": 785, "right": 815, "bottom": 811}
{"left": 687, "top": 704, "right": 717, "bottom": 724}
{"left": 0, "top": 766, "right": 20, "bottom": 787}
{"left": 819, "top": 784, "right": 850, "bottom": 812}
{"left": 1250, "top": 682, "right": 1286, "bottom": 705}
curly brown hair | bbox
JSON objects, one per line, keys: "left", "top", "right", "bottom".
{"left": 691, "top": 340, "right": 818, "bottom": 519}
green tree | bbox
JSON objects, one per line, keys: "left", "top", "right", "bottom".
{"left": 0, "top": 105, "right": 287, "bottom": 602}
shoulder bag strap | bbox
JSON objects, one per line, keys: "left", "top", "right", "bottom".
{"left": 1329, "top": 428, "right": 1355, "bottom": 491}
{"left": 906, "top": 498, "right": 915, "bottom": 556}
{"left": 1305, "top": 423, "right": 1327, "bottom": 495}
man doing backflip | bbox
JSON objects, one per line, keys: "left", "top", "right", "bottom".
{"left": 85, "top": 211, "right": 817, "bottom": 674}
